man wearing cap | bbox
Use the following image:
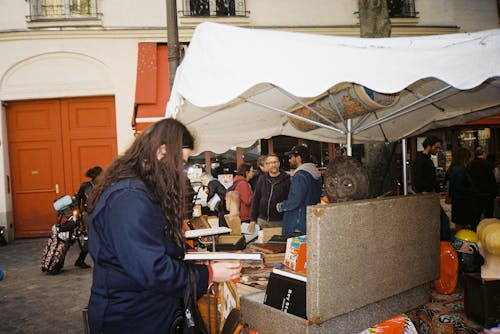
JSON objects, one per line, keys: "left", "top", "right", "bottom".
{"left": 277, "top": 145, "right": 322, "bottom": 235}
{"left": 468, "top": 146, "right": 498, "bottom": 228}
{"left": 248, "top": 153, "right": 290, "bottom": 232}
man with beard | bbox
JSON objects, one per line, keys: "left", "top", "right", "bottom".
{"left": 277, "top": 145, "right": 322, "bottom": 234}
{"left": 412, "top": 136, "right": 442, "bottom": 193}
{"left": 412, "top": 135, "right": 451, "bottom": 240}
{"left": 247, "top": 153, "right": 290, "bottom": 232}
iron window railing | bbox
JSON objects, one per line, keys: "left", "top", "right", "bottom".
{"left": 28, "top": 0, "right": 99, "bottom": 21}
{"left": 182, "top": 0, "right": 247, "bottom": 17}
{"left": 387, "top": 0, "right": 417, "bottom": 18}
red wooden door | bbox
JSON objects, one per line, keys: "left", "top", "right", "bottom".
{"left": 7, "top": 100, "right": 65, "bottom": 238}
{"left": 7, "top": 97, "right": 117, "bottom": 238}
{"left": 61, "top": 97, "right": 117, "bottom": 194}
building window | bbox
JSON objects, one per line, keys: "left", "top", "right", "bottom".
{"left": 28, "top": 0, "right": 99, "bottom": 21}
{"left": 182, "top": 0, "right": 247, "bottom": 17}
{"left": 387, "top": 0, "right": 417, "bottom": 18}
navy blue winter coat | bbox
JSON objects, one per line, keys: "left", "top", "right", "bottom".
{"left": 88, "top": 179, "right": 208, "bottom": 334}
{"left": 278, "top": 163, "right": 322, "bottom": 234}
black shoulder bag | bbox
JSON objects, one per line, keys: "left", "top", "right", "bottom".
{"left": 170, "top": 265, "right": 208, "bottom": 334}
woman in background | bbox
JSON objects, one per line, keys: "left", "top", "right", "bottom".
{"left": 232, "top": 162, "right": 254, "bottom": 224}
{"left": 74, "top": 165, "right": 103, "bottom": 268}
{"left": 447, "top": 147, "right": 476, "bottom": 228}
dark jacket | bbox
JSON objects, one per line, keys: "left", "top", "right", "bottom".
{"left": 207, "top": 178, "right": 227, "bottom": 213}
{"left": 75, "top": 180, "right": 93, "bottom": 212}
{"left": 88, "top": 179, "right": 208, "bottom": 334}
{"left": 468, "top": 158, "right": 498, "bottom": 197}
{"left": 447, "top": 166, "right": 476, "bottom": 226}
{"left": 251, "top": 171, "right": 290, "bottom": 222}
{"left": 278, "top": 163, "right": 322, "bottom": 234}
{"left": 412, "top": 152, "right": 438, "bottom": 193}
{"left": 249, "top": 168, "right": 264, "bottom": 190}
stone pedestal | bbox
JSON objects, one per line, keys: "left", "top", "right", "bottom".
{"left": 240, "top": 194, "right": 440, "bottom": 333}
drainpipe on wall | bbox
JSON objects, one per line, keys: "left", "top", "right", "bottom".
{"left": 166, "top": 0, "right": 180, "bottom": 89}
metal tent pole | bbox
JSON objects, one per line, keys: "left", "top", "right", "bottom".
{"left": 346, "top": 119, "right": 352, "bottom": 156}
{"left": 402, "top": 138, "right": 408, "bottom": 195}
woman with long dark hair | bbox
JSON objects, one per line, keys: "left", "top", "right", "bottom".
{"left": 86, "top": 119, "right": 241, "bottom": 333}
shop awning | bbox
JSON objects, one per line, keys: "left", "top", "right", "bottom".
{"left": 166, "top": 23, "right": 500, "bottom": 154}
{"left": 132, "top": 43, "right": 170, "bottom": 133}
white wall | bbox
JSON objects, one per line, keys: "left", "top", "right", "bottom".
{"left": 0, "top": 103, "right": 13, "bottom": 240}
{"left": 0, "top": 0, "right": 29, "bottom": 30}
{"left": 247, "top": 0, "right": 358, "bottom": 26}
{"left": 418, "top": 0, "right": 499, "bottom": 32}
{"left": 101, "top": 0, "right": 166, "bottom": 27}
{"left": 417, "top": 0, "right": 456, "bottom": 27}
{"left": 453, "top": 0, "right": 499, "bottom": 32}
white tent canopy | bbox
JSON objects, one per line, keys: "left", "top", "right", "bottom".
{"left": 166, "top": 22, "right": 500, "bottom": 154}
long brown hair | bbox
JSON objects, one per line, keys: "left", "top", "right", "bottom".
{"left": 87, "top": 118, "right": 194, "bottom": 248}
{"left": 449, "top": 147, "right": 471, "bottom": 171}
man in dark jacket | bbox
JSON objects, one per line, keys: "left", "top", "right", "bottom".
{"left": 411, "top": 135, "right": 451, "bottom": 241}
{"left": 277, "top": 145, "right": 322, "bottom": 234}
{"left": 248, "top": 153, "right": 290, "bottom": 232}
{"left": 468, "top": 146, "right": 498, "bottom": 227}
{"left": 412, "top": 136, "right": 442, "bottom": 193}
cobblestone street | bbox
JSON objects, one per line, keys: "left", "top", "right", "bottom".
{"left": 0, "top": 238, "right": 92, "bottom": 334}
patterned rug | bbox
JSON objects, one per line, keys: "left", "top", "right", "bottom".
{"left": 406, "top": 290, "right": 484, "bottom": 334}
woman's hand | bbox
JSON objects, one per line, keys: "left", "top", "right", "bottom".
{"left": 210, "top": 261, "right": 242, "bottom": 283}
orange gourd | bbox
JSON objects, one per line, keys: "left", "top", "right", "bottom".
{"left": 433, "top": 241, "right": 459, "bottom": 294}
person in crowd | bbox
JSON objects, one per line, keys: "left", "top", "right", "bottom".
{"left": 248, "top": 153, "right": 290, "bottom": 232}
{"left": 277, "top": 145, "right": 322, "bottom": 235}
{"left": 200, "top": 172, "right": 228, "bottom": 227}
{"left": 412, "top": 136, "right": 442, "bottom": 193}
{"left": 76, "top": 166, "right": 103, "bottom": 214}
{"left": 412, "top": 135, "right": 450, "bottom": 240}
{"left": 86, "top": 119, "right": 241, "bottom": 334}
{"left": 249, "top": 154, "right": 267, "bottom": 190}
{"left": 446, "top": 147, "right": 476, "bottom": 228}
{"left": 468, "top": 146, "right": 499, "bottom": 228}
{"left": 232, "top": 162, "right": 254, "bottom": 224}
{"left": 73, "top": 165, "right": 103, "bottom": 269}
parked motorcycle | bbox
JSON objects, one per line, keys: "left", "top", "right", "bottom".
{"left": 41, "top": 195, "right": 88, "bottom": 274}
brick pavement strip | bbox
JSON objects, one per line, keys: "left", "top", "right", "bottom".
{"left": 0, "top": 238, "right": 92, "bottom": 334}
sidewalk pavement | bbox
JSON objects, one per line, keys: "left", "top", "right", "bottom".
{"left": 0, "top": 237, "right": 92, "bottom": 334}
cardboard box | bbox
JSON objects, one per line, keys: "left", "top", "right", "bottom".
{"left": 283, "top": 235, "right": 307, "bottom": 273}
{"left": 463, "top": 272, "right": 500, "bottom": 327}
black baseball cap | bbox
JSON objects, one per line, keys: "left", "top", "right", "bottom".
{"left": 285, "top": 145, "right": 310, "bottom": 159}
